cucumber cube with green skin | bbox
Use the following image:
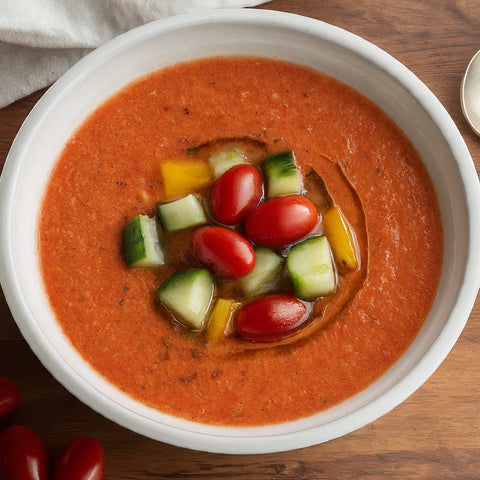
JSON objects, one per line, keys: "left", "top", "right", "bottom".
{"left": 265, "top": 150, "right": 301, "bottom": 197}
{"left": 156, "top": 194, "right": 207, "bottom": 232}
{"left": 286, "top": 236, "right": 336, "bottom": 301}
{"left": 122, "top": 214, "right": 164, "bottom": 268}
{"left": 240, "top": 247, "right": 283, "bottom": 297}
{"left": 209, "top": 146, "right": 246, "bottom": 178}
{"left": 156, "top": 269, "right": 215, "bottom": 330}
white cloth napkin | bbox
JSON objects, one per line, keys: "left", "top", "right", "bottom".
{"left": 0, "top": 0, "right": 267, "bottom": 108}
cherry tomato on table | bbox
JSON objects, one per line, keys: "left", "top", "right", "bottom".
{"left": 210, "top": 164, "right": 264, "bottom": 225}
{"left": 0, "top": 378, "right": 20, "bottom": 418}
{"left": 53, "top": 436, "right": 105, "bottom": 480}
{"left": 192, "top": 226, "right": 255, "bottom": 278}
{"left": 0, "top": 425, "right": 49, "bottom": 480}
{"left": 236, "top": 293, "right": 308, "bottom": 342}
{"left": 245, "top": 195, "right": 318, "bottom": 247}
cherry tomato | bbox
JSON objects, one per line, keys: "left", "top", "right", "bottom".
{"left": 0, "top": 378, "right": 20, "bottom": 418}
{"left": 53, "top": 436, "right": 105, "bottom": 480}
{"left": 0, "top": 425, "right": 49, "bottom": 480}
{"left": 236, "top": 294, "right": 308, "bottom": 342}
{"left": 192, "top": 226, "right": 255, "bottom": 278}
{"left": 245, "top": 195, "right": 318, "bottom": 247}
{"left": 210, "top": 164, "right": 263, "bottom": 225}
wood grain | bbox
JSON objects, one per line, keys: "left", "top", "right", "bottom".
{"left": 1, "top": 1, "right": 479, "bottom": 478}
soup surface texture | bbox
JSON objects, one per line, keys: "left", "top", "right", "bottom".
{"left": 38, "top": 57, "right": 443, "bottom": 426}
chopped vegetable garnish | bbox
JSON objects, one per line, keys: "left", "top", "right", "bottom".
{"left": 122, "top": 214, "right": 164, "bottom": 268}
{"left": 322, "top": 205, "right": 358, "bottom": 270}
{"left": 287, "top": 235, "right": 336, "bottom": 300}
{"left": 121, "top": 144, "right": 361, "bottom": 344}
{"left": 240, "top": 247, "right": 283, "bottom": 297}
{"left": 208, "top": 145, "right": 246, "bottom": 178}
{"left": 210, "top": 164, "right": 263, "bottom": 225}
{"left": 156, "top": 194, "right": 207, "bottom": 231}
{"left": 265, "top": 150, "right": 301, "bottom": 197}
{"left": 156, "top": 269, "right": 214, "bottom": 330}
{"left": 160, "top": 160, "right": 212, "bottom": 199}
{"left": 236, "top": 294, "right": 307, "bottom": 342}
{"left": 206, "top": 298, "right": 240, "bottom": 342}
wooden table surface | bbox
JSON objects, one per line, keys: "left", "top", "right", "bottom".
{"left": 1, "top": 1, "right": 479, "bottom": 478}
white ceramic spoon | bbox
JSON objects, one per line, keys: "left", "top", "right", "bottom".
{"left": 461, "top": 50, "right": 480, "bottom": 137}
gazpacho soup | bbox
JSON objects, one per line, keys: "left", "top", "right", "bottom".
{"left": 38, "top": 57, "right": 443, "bottom": 426}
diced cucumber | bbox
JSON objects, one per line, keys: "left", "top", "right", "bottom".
{"left": 286, "top": 236, "right": 335, "bottom": 300}
{"left": 122, "top": 214, "right": 164, "bottom": 268}
{"left": 265, "top": 150, "right": 301, "bottom": 197}
{"left": 156, "top": 194, "right": 207, "bottom": 232}
{"left": 156, "top": 269, "right": 215, "bottom": 330}
{"left": 240, "top": 247, "right": 283, "bottom": 297}
{"left": 209, "top": 145, "right": 246, "bottom": 178}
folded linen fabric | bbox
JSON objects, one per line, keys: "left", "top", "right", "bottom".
{"left": 0, "top": 0, "right": 267, "bottom": 108}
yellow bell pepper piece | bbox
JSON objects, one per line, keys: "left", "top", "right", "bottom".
{"left": 323, "top": 205, "right": 358, "bottom": 270}
{"left": 206, "top": 299, "right": 239, "bottom": 342}
{"left": 160, "top": 160, "right": 213, "bottom": 200}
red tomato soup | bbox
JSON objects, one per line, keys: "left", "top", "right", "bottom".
{"left": 38, "top": 57, "right": 443, "bottom": 426}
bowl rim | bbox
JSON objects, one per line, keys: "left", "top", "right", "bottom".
{"left": 1, "top": 8, "right": 479, "bottom": 454}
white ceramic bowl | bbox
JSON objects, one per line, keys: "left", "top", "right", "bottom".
{"left": 1, "top": 9, "right": 479, "bottom": 454}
